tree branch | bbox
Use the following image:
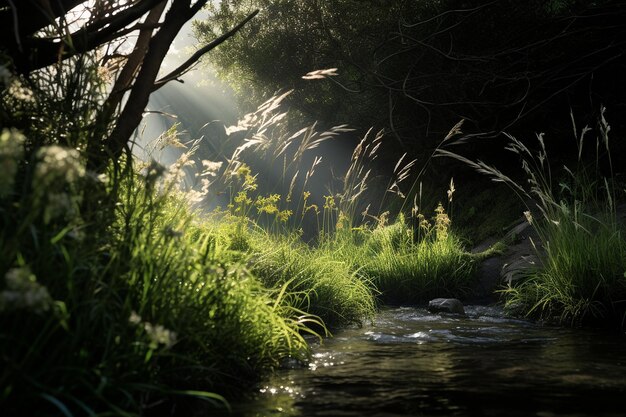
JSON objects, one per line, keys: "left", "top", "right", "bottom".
{"left": 7, "top": 0, "right": 165, "bottom": 73}
{"left": 152, "top": 9, "right": 259, "bottom": 91}
{"left": 98, "top": 0, "right": 213, "bottom": 169}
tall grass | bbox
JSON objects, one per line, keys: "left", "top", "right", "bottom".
{"left": 0, "top": 59, "right": 316, "bottom": 415}
{"left": 439, "top": 109, "right": 626, "bottom": 328}
{"left": 248, "top": 231, "right": 376, "bottom": 328}
{"left": 321, "top": 210, "right": 477, "bottom": 305}
{"left": 361, "top": 213, "right": 476, "bottom": 303}
{"left": 193, "top": 94, "right": 478, "bottom": 312}
{"left": 0, "top": 157, "right": 314, "bottom": 415}
{"left": 1, "top": 57, "right": 481, "bottom": 416}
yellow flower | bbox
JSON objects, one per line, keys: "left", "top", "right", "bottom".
{"left": 323, "top": 195, "right": 336, "bottom": 210}
{"left": 434, "top": 203, "right": 451, "bottom": 240}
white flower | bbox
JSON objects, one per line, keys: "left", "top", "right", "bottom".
{"left": 129, "top": 311, "right": 142, "bottom": 325}
{"left": 128, "top": 311, "right": 177, "bottom": 349}
{"left": 144, "top": 322, "right": 177, "bottom": 348}
{"left": 0, "top": 267, "right": 53, "bottom": 314}
{"left": 33, "top": 145, "right": 85, "bottom": 189}
{"left": 31, "top": 146, "right": 85, "bottom": 223}
{"left": 0, "top": 129, "right": 25, "bottom": 197}
{"left": 7, "top": 79, "right": 34, "bottom": 102}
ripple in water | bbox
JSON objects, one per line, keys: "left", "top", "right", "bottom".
{"left": 213, "top": 306, "right": 626, "bottom": 417}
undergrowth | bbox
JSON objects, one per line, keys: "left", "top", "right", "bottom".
{"left": 1, "top": 60, "right": 477, "bottom": 416}
{"left": 441, "top": 109, "right": 626, "bottom": 329}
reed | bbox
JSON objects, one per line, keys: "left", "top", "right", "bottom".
{"left": 439, "top": 109, "right": 626, "bottom": 328}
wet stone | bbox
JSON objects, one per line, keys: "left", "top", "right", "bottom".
{"left": 428, "top": 298, "right": 466, "bottom": 315}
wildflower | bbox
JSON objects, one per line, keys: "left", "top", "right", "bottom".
{"left": 434, "top": 203, "right": 451, "bottom": 240}
{"left": 129, "top": 311, "right": 142, "bottom": 325}
{"left": 523, "top": 210, "right": 533, "bottom": 225}
{"left": 128, "top": 310, "right": 177, "bottom": 349}
{"left": 234, "top": 191, "right": 252, "bottom": 209}
{"left": 31, "top": 146, "right": 85, "bottom": 223}
{"left": 96, "top": 65, "right": 112, "bottom": 83}
{"left": 7, "top": 78, "right": 34, "bottom": 102}
{"left": 277, "top": 209, "right": 292, "bottom": 223}
{"left": 235, "top": 164, "right": 257, "bottom": 191}
{"left": 0, "top": 128, "right": 25, "bottom": 197}
{"left": 33, "top": 145, "right": 85, "bottom": 189}
{"left": 323, "top": 195, "right": 336, "bottom": 210}
{"left": 144, "top": 322, "right": 177, "bottom": 348}
{"left": 0, "top": 267, "right": 53, "bottom": 314}
{"left": 447, "top": 177, "right": 455, "bottom": 203}
{"left": 256, "top": 194, "right": 281, "bottom": 215}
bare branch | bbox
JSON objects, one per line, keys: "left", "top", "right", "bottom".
{"left": 152, "top": 9, "right": 259, "bottom": 91}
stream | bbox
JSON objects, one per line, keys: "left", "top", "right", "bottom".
{"left": 216, "top": 306, "right": 626, "bottom": 416}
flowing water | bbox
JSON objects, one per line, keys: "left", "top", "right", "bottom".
{"left": 218, "top": 306, "right": 626, "bottom": 416}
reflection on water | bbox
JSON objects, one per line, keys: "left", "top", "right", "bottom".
{"left": 214, "top": 306, "right": 626, "bottom": 417}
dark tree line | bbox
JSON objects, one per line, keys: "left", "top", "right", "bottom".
{"left": 197, "top": 0, "right": 626, "bottom": 161}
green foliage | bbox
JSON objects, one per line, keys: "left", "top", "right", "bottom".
{"left": 248, "top": 232, "right": 376, "bottom": 328}
{"left": 504, "top": 213, "right": 626, "bottom": 326}
{"left": 0, "top": 55, "right": 316, "bottom": 415}
{"left": 196, "top": 0, "right": 435, "bottom": 125}
{"left": 197, "top": 0, "right": 619, "bottom": 153}
{"left": 335, "top": 209, "right": 477, "bottom": 304}
{"left": 0, "top": 158, "right": 313, "bottom": 415}
{"left": 445, "top": 109, "right": 626, "bottom": 328}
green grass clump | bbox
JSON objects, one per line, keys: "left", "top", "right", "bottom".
{"left": 503, "top": 210, "right": 626, "bottom": 327}
{"left": 0, "top": 161, "right": 312, "bottom": 416}
{"left": 248, "top": 232, "right": 376, "bottom": 328}
{"left": 356, "top": 210, "right": 476, "bottom": 304}
{"left": 443, "top": 109, "right": 626, "bottom": 329}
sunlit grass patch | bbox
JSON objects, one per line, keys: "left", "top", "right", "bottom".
{"left": 248, "top": 232, "right": 376, "bottom": 328}
{"left": 0, "top": 163, "right": 314, "bottom": 415}
{"left": 355, "top": 211, "right": 476, "bottom": 304}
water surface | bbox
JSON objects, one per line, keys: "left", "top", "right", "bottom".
{"left": 220, "top": 306, "right": 626, "bottom": 416}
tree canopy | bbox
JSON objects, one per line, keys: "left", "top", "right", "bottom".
{"left": 197, "top": 0, "right": 626, "bottom": 155}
